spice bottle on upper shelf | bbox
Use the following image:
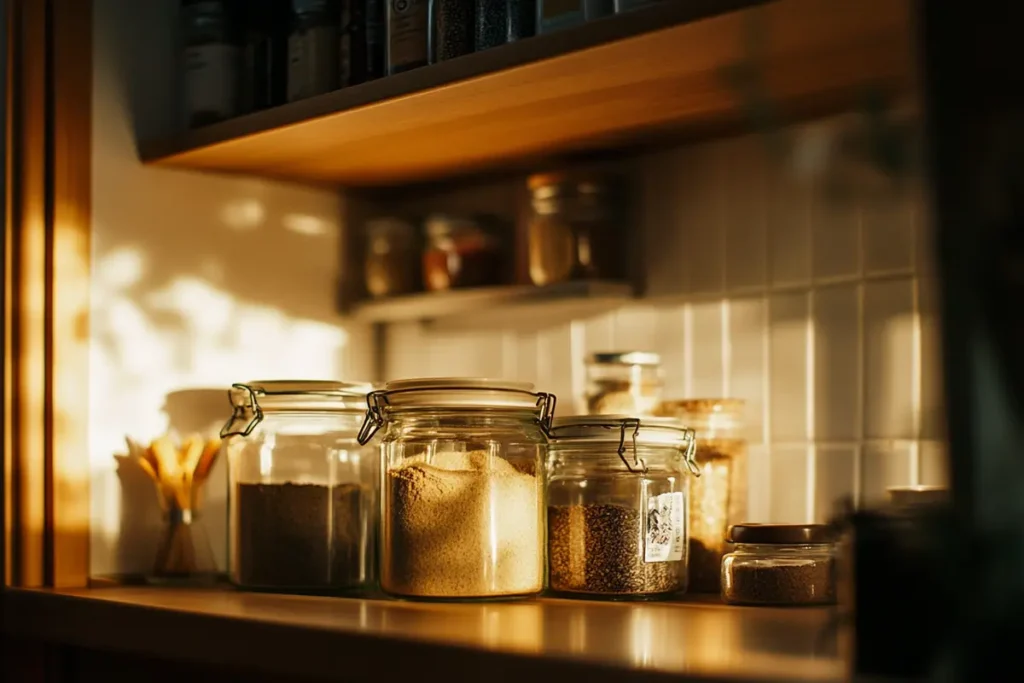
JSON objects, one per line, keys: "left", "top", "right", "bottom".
{"left": 536, "top": 0, "right": 613, "bottom": 34}
{"left": 476, "top": 0, "right": 536, "bottom": 51}
{"left": 546, "top": 416, "right": 699, "bottom": 599}
{"left": 339, "top": 0, "right": 385, "bottom": 86}
{"left": 181, "top": 0, "right": 241, "bottom": 128}
{"left": 240, "top": 0, "right": 290, "bottom": 114}
{"left": 430, "top": 0, "right": 473, "bottom": 63}
{"left": 288, "top": 0, "right": 341, "bottom": 102}
{"left": 221, "top": 381, "right": 378, "bottom": 594}
{"left": 584, "top": 352, "right": 664, "bottom": 415}
{"left": 655, "top": 399, "right": 747, "bottom": 593}
{"left": 364, "top": 217, "right": 421, "bottom": 298}
{"left": 387, "top": 0, "right": 429, "bottom": 74}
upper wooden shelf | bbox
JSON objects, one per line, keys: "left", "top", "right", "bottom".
{"left": 4, "top": 587, "right": 843, "bottom": 682}
{"left": 140, "top": 0, "right": 912, "bottom": 187}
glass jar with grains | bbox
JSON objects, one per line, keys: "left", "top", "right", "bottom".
{"left": 221, "top": 381, "right": 377, "bottom": 594}
{"left": 584, "top": 352, "right": 664, "bottom": 415}
{"left": 527, "top": 172, "right": 621, "bottom": 287}
{"left": 546, "top": 416, "right": 700, "bottom": 599}
{"left": 364, "top": 217, "right": 420, "bottom": 298}
{"left": 656, "top": 399, "right": 746, "bottom": 593}
{"left": 721, "top": 524, "right": 838, "bottom": 606}
{"left": 357, "top": 378, "right": 556, "bottom": 600}
{"left": 422, "top": 215, "right": 505, "bottom": 292}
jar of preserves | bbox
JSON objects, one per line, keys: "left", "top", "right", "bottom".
{"left": 527, "top": 172, "right": 621, "bottom": 287}
{"left": 584, "top": 352, "right": 663, "bottom": 415}
{"left": 546, "top": 416, "right": 699, "bottom": 599}
{"left": 475, "top": 0, "right": 535, "bottom": 51}
{"left": 221, "top": 380, "right": 376, "bottom": 593}
{"left": 365, "top": 217, "right": 420, "bottom": 298}
{"left": 656, "top": 399, "right": 746, "bottom": 593}
{"left": 721, "top": 524, "right": 838, "bottom": 606}
{"left": 358, "top": 378, "right": 556, "bottom": 600}
{"left": 422, "top": 215, "right": 505, "bottom": 292}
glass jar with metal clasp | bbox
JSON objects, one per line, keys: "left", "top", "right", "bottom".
{"left": 220, "top": 380, "right": 377, "bottom": 594}
{"left": 545, "top": 416, "right": 700, "bottom": 599}
{"left": 358, "top": 378, "right": 556, "bottom": 601}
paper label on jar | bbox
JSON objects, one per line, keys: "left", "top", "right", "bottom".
{"left": 644, "top": 491, "right": 684, "bottom": 563}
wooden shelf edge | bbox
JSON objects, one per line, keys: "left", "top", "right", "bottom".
{"left": 1, "top": 587, "right": 842, "bottom": 683}
{"left": 349, "top": 281, "right": 636, "bottom": 326}
{"left": 138, "top": 0, "right": 912, "bottom": 187}
{"left": 139, "top": 0, "right": 767, "bottom": 165}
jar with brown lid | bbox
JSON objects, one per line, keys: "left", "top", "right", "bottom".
{"left": 527, "top": 172, "right": 621, "bottom": 287}
{"left": 656, "top": 399, "right": 746, "bottom": 593}
{"left": 721, "top": 524, "right": 838, "bottom": 606}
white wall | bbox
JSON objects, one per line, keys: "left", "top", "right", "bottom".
{"left": 89, "top": 0, "right": 372, "bottom": 576}
{"left": 384, "top": 120, "right": 947, "bottom": 523}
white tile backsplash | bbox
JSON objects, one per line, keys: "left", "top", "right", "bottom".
{"left": 382, "top": 120, "right": 944, "bottom": 523}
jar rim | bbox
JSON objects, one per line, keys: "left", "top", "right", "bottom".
{"left": 728, "top": 523, "right": 836, "bottom": 545}
{"left": 374, "top": 377, "right": 547, "bottom": 412}
{"left": 549, "top": 415, "right": 694, "bottom": 448}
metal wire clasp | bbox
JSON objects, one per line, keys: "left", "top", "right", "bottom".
{"left": 220, "top": 383, "right": 263, "bottom": 438}
{"left": 535, "top": 392, "right": 557, "bottom": 436}
{"left": 615, "top": 418, "right": 647, "bottom": 474}
{"left": 357, "top": 390, "right": 387, "bottom": 445}
{"left": 682, "top": 427, "right": 701, "bottom": 477}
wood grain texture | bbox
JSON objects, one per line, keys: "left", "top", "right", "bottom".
{"left": 3, "top": 587, "right": 844, "bottom": 683}
{"left": 142, "top": 0, "right": 912, "bottom": 187}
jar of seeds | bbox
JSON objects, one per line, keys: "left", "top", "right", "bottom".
{"left": 546, "top": 416, "right": 699, "bottom": 600}
{"left": 721, "top": 524, "right": 838, "bottom": 606}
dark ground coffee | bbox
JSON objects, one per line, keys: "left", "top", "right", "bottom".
{"left": 235, "top": 482, "right": 364, "bottom": 590}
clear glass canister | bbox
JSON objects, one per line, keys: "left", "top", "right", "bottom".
{"left": 358, "top": 378, "right": 555, "bottom": 600}
{"left": 584, "top": 352, "right": 664, "bottom": 415}
{"left": 221, "top": 380, "right": 377, "bottom": 594}
{"left": 546, "top": 416, "right": 699, "bottom": 599}
{"left": 656, "top": 399, "right": 746, "bottom": 593}
{"left": 721, "top": 524, "right": 838, "bottom": 606}
{"left": 422, "top": 214, "right": 505, "bottom": 292}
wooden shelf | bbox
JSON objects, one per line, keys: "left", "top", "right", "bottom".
{"left": 351, "top": 281, "right": 635, "bottom": 329}
{"left": 140, "top": 0, "right": 912, "bottom": 187}
{"left": 3, "top": 587, "right": 844, "bottom": 682}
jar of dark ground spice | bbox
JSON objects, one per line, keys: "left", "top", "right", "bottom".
{"left": 546, "top": 416, "right": 700, "bottom": 600}
{"left": 721, "top": 524, "right": 838, "bottom": 606}
{"left": 221, "top": 380, "right": 377, "bottom": 594}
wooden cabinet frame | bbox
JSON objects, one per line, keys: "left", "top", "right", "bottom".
{"left": 3, "top": 0, "right": 91, "bottom": 588}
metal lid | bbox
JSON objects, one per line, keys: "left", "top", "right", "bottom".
{"left": 548, "top": 415, "right": 699, "bottom": 476}
{"left": 728, "top": 523, "right": 836, "bottom": 545}
{"left": 587, "top": 351, "right": 661, "bottom": 366}
{"left": 357, "top": 378, "right": 557, "bottom": 445}
{"left": 221, "top": 380, "right": 373, "bottom": 438}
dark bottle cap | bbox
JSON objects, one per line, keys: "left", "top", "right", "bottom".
{"left": 728, "top": 523, "right": 836, "bottom": 545}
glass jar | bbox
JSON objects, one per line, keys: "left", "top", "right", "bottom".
{"left": 365, "top": 217, "right": 420, "bottom": 298}
{"left": 721, "top": 524, "right": 838, "bottom": 606}
{"left": 221, "top": 380, "right": 376, "bottom": 593}
{"left": 475, "top": 0, "right": 535, "bottom": 51}
{"left": 422, "top": 215, "right": 504, "bottom": 292}
{"left": 287, "top": 0, "right": 341, "bottom": 102}
{"left": 546, "top": 416, "right": 699, "bottom": 599}
{"left": 584, "top": 352, "right": 663, "bottom": 415}
{"left": 656, "top": 399, "right": 745, "bottom": 593}
{"left": 358, "top": 378, "right": 556, "bottom": 600}
{"left": 527, "top": 172, "right": 621, "bottom": 286}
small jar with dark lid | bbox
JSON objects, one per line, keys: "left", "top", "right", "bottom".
{"left": 721, "top": 524, "right": 838, "bottom": 606}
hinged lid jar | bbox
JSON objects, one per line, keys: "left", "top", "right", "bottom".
{"left": 358, "top": 377, "right": 555, "bottom": 600}
{"left": 221, "top": 380, "right": 376, "bottom": 594}
{"left": 545, "top": 415, "right": 699, "bottom": 599}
